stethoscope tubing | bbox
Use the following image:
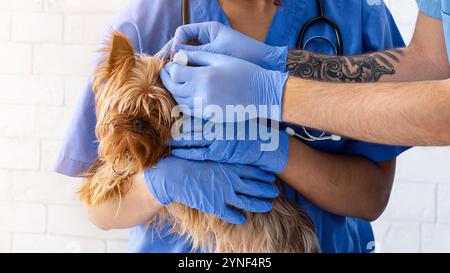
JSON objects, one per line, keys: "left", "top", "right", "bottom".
{"left": 297, "top": 0, "right": 343, "bottom": 55}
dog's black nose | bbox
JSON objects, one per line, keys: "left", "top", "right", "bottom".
{"left": 133, "top": 118, "right": 148, "bottom": 132}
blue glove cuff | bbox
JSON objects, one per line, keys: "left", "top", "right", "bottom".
{"left": 144, "top": 168, "right": 172, "bottom": 205}
{"left": 265, "top": 46, "right": 288, "bottom": 72}
{"left": 276, "top": 72, "right": 289, "bottom": 122}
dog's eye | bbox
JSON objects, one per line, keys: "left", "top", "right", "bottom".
{"left": 133, "top": 118, "right": 148, "bottom": 132}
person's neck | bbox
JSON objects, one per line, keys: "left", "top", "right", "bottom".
{"left": 218, "top": 0, "right": 277, "bottom": 42}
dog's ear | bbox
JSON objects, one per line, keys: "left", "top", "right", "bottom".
{"left": 93, "top": 32, "right": 136, "bottom": 94}
{"left": 108, "top": 32, "right": 135, "bottom": 72}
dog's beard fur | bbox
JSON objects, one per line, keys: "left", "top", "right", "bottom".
{"left": 79, "top": 32, "right": 320, "bottom": 253}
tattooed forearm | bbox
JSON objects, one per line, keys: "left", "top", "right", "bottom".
{"left": 287, "top": 49, "right": 404, "bottom": 82}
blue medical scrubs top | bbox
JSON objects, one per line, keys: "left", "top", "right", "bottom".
{"left": 54, "top": 0, "right": 408, "bottom": 253}
{"left": 416, "top": 0, "right": 450, "bottom": 64}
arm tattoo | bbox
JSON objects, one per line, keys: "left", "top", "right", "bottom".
{"left": 287, "top": 49, "right": 404, "bottom": 82}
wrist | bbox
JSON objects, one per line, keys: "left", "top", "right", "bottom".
{"left": 275, "top": 71, "right": 289, "bottom": 121}
{"left": 263, "top": 46, "right": 288, "bottom": 72}
{"left": 282, "top": 77, "right": 312, "bottom": 124}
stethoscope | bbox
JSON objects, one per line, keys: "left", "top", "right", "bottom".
{"left": 182, "top": 0, "right": 343, "bottom": 54}
{"left": 181, "top": 0, "right": 342, "bottom": 142}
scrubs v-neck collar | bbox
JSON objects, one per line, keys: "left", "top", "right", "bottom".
{"left": 189, "top": 0, "right": 306, "bottom": 46}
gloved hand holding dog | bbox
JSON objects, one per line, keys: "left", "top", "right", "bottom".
{"left": 144, "top": 157, "right": 279, "bottom": 225}
{"left": 160, "top": 22, "right": 289, "bottom": 122}
{"left": 160, "top": 52, "right": 288, "bottom": 122}
{"left": 171, "top": 120, "right": 290, "bottom": 174}
{"left": 171, "top": 21, "right": 288, "bottom": 72}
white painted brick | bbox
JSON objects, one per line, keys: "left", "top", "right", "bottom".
{"left": 64, "top": 76, "right": 87, "bottom": 106}
{"left": 0, "top": 232, "right": 11, "bottom": 253}
{"left": 12, "top": 171, "right": 81, "bottom": 205}
{"left": 0, "top": 13, "right": 11, "bottom": 41}
{"left": 389, "top": 0, "right": 418, "bottom": 24}
{"left": 0, "top": 105, "right": 72, "bottom": 139}
{"left": 0, "top": 75, "right": 64, "bottom": 105}
{"left": 47, "top": 205, "right": 128, "bottom": 240}
{"left": 437, "top": 185, "right": 450, "bottom": 224}
{"left": 12, "top": 13, "right": 62, "bottom": 42}
{"left": 0, "top": 202, "right": 46, "bottom": 233}
{"left": 106, "top": 240, "right": 127, "bottom": 253}
{"left": 34, "top": 106, "right": 74, "bottom": 139}
{"left": 0, "top": 105, "right": 36, "bottom": 137}
{"left": 0, "top": 0, "right": 43, "bottom": 11}
{"left": 45, "top": 0, "right": 127, "bottom": 13}
{"left": 395, "top": 147, "right": 450, "bottom": 184}
{"left": 0, "top": 42, "right": 32, "bottom": 74}
{"left": 422, "top": 224, "right": 450, "bottom": 253}
{"left": 34, "top": 44, "right": 96, "bottom": 75}
{"left": 397, "top": 23, "right": 416, "bottom": 45}
{"left": 372, "top": 221, "right": 420, "bottom": 253}
{"left": 0, "top": 139, "right": 39, "bottom": 170}
{"left": 13, "top": 233, "right": 104, "bottom": 253}
{"left": 41, "top": 140, "right": 62, "bottom": 172}
{"left": 381, "top": 182, "right": 436, "bottom": 222}
{"left": 64, "top": 14, "right": 112, "bottom": 43}
{"left": 0, "top": 170, "right": 12, "bottom": 201}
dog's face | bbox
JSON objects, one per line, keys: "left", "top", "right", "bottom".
{"left": 93, "top": 32, "right": 175, "bottom": 174}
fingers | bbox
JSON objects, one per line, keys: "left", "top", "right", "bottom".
{"left": 219, "top": 207, "right": 246, "bottom": 225}
{"left": 172, "top": 148, "right": 210, "bottom": 160}
{"left": 234, "top": 179, "right": 279, "bottom": 199}
{"left": 174, "top": 43, "right": 209, "bottom": 53}
{"left": 160, "top": 69, "right": 195, "bottom": 99}
{"left": 227, "top": 194, "right": 273, "bottom": 213}
{"left": 179, "top": 116, "right": 210, "bottom": 133}
{"left": 173, "top": 23, "right": 212, "bottom": 45}
{"left": 164, "top": 62, "right": 194, "bottom": 84}
{"left": 230, "top": 165, "right": 277, "bottom": 184}
{"left": 183, "top": 50, "right": 222, "bottom": 66}
{"left": 170, "top": 120, "right": 216, "bottom": 148}
{"left": 169, "top": 95, "right": 195, "bottom": 108}
{"left": 173, "top": 22, "right": 226, "bottom": 46}
{"left": 170, "top": 137, "right": 212, "bottom": 147}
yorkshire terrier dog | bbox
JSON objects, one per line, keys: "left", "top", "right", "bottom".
{"left": 79, "top": 32, "right": 319, "bottom": 253}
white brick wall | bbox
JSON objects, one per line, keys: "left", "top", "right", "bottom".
{"left": 0, "top": 0, "right": 446, "bottom": 253}
{"left": 0, "top": 0, "right": 128, "bottom": 253}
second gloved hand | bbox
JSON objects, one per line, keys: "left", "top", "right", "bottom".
{"left": 144, "top": 157, "right": 279, "bottom": 225}
{"left": 160, "top": 51, "right": 289, "bottom": 122}
{"left": 172, "top": 121, "right": 290, "bottom": 174}
{"left": 171, "top": 22, "right": 288, "bottom": 72}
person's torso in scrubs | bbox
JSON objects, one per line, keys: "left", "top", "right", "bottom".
{"left": 54, "top": 0, "right": 408, "bottom": 253}
{"left": 416, "top": 0, "right": 450, "bottom": 64}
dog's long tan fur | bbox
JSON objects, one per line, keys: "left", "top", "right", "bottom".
{"left": 79, "top": 32, "right": 320, "bottom": 253}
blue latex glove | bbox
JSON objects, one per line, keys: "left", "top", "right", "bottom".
{"left": 172, "top": 22, "right": 288, "bottom": 72}
{"left": 171, "top": 120, "right": 290, "bottom": 174}
{"left": 160, "top": 51, "right": 288, "bottom": 122}
{"left": 144, "top": 157, "right": 279, "bottom": 225}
